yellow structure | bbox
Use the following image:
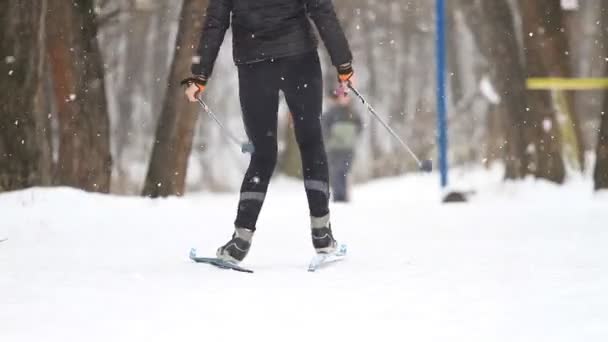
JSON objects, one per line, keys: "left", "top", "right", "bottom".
{"left": 527, "top": 78, "right": 608, "bottom": 90}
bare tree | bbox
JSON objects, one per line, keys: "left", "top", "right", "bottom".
{"left": 593, "top": 6, "right": 608, "bottom": 191}
{"left": 142, "top": 0, "right": 208, "bottom": 197}
{"left": 47, "top": 0, "right": 112, "bottom": 192}
{"left": 595, "top": 95, "right": 608, "bottom": 190}
{"left": 567, "top": 1, "right": 606, "bottom": 151}
{"left": 33, "top": 0, "right": 54, "bottom": 186}
{"left": 520, "top": 0, "right": 568, "bottom": 183}
{"left": 468, "top": 0, "right": 529, "bottom": 179}
{"left": 0, "top": 1, "right": 49, "bottom": 191}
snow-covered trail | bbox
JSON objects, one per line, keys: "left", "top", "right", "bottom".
{"left": 1, "top": 173, "right": 607, "bottom": 342}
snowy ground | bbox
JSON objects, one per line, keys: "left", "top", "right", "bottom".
{"left": 1, "top": 168, "right": 607, "bottom": 342}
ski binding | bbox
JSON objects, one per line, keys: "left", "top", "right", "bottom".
{"left": 189, "top": 248, "right": 253, "bottom": 273}
{"left": 308, "top": 243, "right": 347, "bottom": 272}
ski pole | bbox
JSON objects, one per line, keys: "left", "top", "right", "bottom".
{"left": 181, "top": 77, "right": 254, "bottom": 154}
{"left": 347, "top": 84, "right": 433, "bottom": 172}
{"left": 196, "top": 97, "right": 254, "bottom": 154}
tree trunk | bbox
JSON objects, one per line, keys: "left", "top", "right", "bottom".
{"left": 34, "top": 0, "right": 54, "bottom": 186}
{"left": 0, "top": 1, "right": 48, "bottom": 192}
{"left": 520, "top": 0, "right": 566, "bottom": 183}
{"left": 567, "top": 1, "right": 606, "bottom": 151}
{"left": 562, "top": 8, "right": 587, "bottom": 170}
{"left": 47, "top": 0, "right": 112, "bottom": 192}
{"left": 595, "top": 95, "right": 608, "bottom": 190}
{"left": 594, "top": 5, "right": 608, "bottom": 191}
{"left": 470, "top": 0, "right": 529, "bottom": 179}
{"left": 142, "top": 0, "right": 208, "bottom": 197}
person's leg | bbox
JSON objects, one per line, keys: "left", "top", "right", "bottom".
{"left": 217, "top": 60, "right": 280, "bottom": 263}
{"left": 234, "top": 61, "right": 281, "bottom": 231}
{"left": 343, "top": 153, "right": 354, "bottom": 201}
{"left": 281, "top": 52, "right": 329, "bottom": 216}
{"left": 331, "top": 153, "right": 348, "bottom": 202}
{"left": 281, "top": 52, "right": 336, "bottom": 252}
{"left": 327, "top": 151, "right": 339, "bottom": 201}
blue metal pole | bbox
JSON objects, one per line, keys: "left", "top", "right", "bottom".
{"left": 436, "top": 0, "right": 448, "bottom": 188}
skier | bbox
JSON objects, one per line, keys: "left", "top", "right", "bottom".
{"left": 322, "top": 89, "right": 362, "bottom": 202}
{"left": 183, "top": 0, "right": 354, "bottom": 264}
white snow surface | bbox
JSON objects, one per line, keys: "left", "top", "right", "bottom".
{"left": 1, "top": 168, "right": 607, "bottom": 342}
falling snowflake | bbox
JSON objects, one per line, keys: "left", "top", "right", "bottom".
{"left": 543, "top": 118, "right": 552, "bottom": 132}
{"left": 560, "top": 0, "right": 579, "bottom": 10}
{"left": 526, "top": 144, "right": 536, "bottom": 154}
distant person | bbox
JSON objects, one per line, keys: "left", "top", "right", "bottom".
{"left": 322, "top": 89, "right": 362, "bottom": 202}
{"left": 182, "top": 0, "right": 354, "bottom": 264}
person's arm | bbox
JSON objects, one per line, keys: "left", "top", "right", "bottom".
{"left": 305, "top": 0, "right": 353, "bottom": 70}
{"left": 191, "top": 0, "right": 232, "bottom": 80}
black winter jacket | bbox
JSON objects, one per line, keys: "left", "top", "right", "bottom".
{"left": 191, "top": 0, "right": 352, "bottom": 78}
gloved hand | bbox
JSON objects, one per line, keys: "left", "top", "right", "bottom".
{"left": 181, "top": 76, "right": 208, "bottom": 102}
{"left": 337, "top": 62, "right": 354, "bottom": 85}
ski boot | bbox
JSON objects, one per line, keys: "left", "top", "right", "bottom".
{"left": 311, "top": 214, "right": 337, "bottom": 254}
{"left": 216, "top": 227, "right": 253, "bottom": 264}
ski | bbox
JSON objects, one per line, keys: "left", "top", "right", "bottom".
{"left": 189, "top": 248, "right": 254, "bottom": 273}
{"left": 308, "top": 243, "right": 347, "bottom": 272}
{"left": 0, "top": 238, "right": 7, "bottom": 243}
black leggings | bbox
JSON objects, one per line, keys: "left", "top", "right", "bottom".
{"left": 234, "top": 52, "right": 330, "bottom": 230}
